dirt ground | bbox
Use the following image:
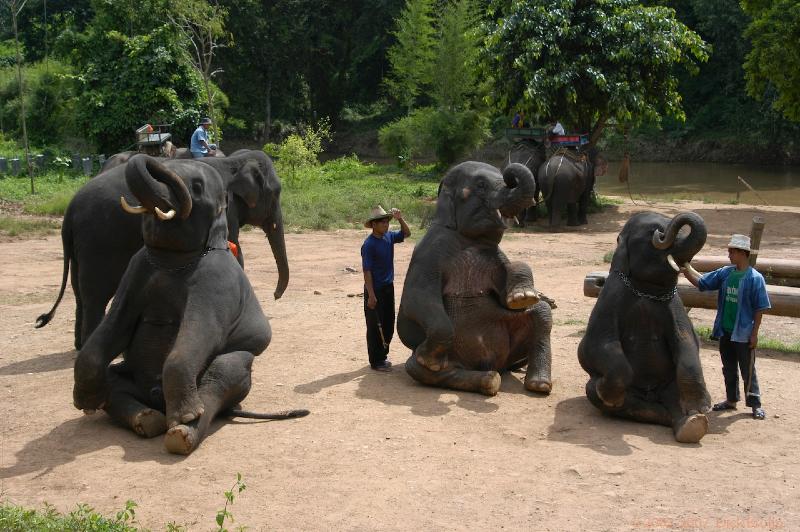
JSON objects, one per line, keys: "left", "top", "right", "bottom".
{"left": 1, "top": 198, "right": 798, "bottom": 531}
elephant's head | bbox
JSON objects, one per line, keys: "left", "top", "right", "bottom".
{"left": 436, "top": 161, "right": 535, "bottom": 242}
{"left": 199, "top": 151, "right": 289, "bottom": 300}
{"left": 122, "top": 155, "right": 229, "bottom": 253}
{"left": 611, "top": 211, "right": 707, "bottom": 289}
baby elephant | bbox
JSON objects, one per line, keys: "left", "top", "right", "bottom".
{"left": 73, "top": 155, "right": 307, "bottom": 455}
{"left": 398, "top": 161, "right": 553, "bottom": 396}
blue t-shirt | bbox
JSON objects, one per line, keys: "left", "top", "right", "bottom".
{"left": 190, "top": 126, "right": 209, "bottom": 155}
{"left": 361, "top": 230, "right": 404, "bottom": 288}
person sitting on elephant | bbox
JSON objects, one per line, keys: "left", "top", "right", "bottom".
{"left": 361, "top": 205, "right": 411, "bottom": 372}
{"left": 681, "top": 234, "right": 771, "bottom": 420}
{"left": 190, "top": 117, "right": 217, "bottom": 158}
{"left": 512, "top": 110, "right": 525, "bottom": 128}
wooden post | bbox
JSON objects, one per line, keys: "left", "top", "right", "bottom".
{"left": 749, "top": 216, "right": 765, "bottom": 268}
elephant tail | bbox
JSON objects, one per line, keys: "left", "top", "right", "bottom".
{"left": 228, "top": 408, "right": 310, "bottom": 420}
{"left": 35, "top": 218, "right": 73, "bottom": 329}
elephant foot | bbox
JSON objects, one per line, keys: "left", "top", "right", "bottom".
{"left": 416, "top": 352, "right": 447, "bottom": 372}
{"left": 481, "top": 371, "right": 501, "bottom": 397}
{"left": 673, "top": 412, "right": 708, "bottom": 443}
{"left": 166, "top": 392, "right": 205, "bottom": 428}
{"left": 524, "top": 377, "right": 552, "bottom": 395}
{"left": 506, "top": 289, "right": 540, "bottom": 310}
{"left": 133, "top": 409, "right": 167, "bottom": 438}
{"left": 595, "top": 378, "right": 625, "bottom": 408}
{"left": 164, "top": 424, "right": 198, "bottom": 455}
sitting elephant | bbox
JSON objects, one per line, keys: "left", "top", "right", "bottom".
{"left": 537, "top": 147, "right": 605, "bottom": 227}
{"left": 397, "top": 161, "right": 553, "bottom": 396}
{"left": 36, "top": 150, "right": 288, "bottom": 350}
{"left": 578, "top": 211, "right": 712, "bottom": 443}
{"left": 73, "top": 154, "right": 307, "bottom": 455}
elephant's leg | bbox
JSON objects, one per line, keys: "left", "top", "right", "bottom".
{"left": 660, "top": 381, "right": 708, "bottom": 443}
{"left": 566, "top": 203, "right": 579, "bottom": 226}
{"left": 405, "top": 355, "right": 501, "bottom": 396}
{"left": 577, "top": 190, "right": 590, "bottom": 225}
{"left": 504, "top": 261, "right": 540, "bottom": 310}
{"left": 104, "top": 370, "right": 167, "bottom": 438}
{"left": 77, "top": 259, "right": 123, "bottom": 347}
{"left": 577, "top": 337, "right": 633, "bottom": 408}
{"left": 70, "top": 258, "right": 83, "bottom": 350}
{"left": 164, "top": 351, "right": 254, "bottom": 455}
{"left": 404, "top": 298, "right": 454, "bottom": 372}
{"left": 586, "top": 378, "right": 672, "bottom": 426}
{"left": 522, "top": 301, "right": 553, "bottom": 394}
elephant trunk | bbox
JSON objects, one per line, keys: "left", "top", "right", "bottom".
{"left": 263, "top": 202, "right": 289, "bottom": 300}
{"left": 125, "top": 154, "right": 192, "bottom": 220}
{"left": 497, "top": 162, "right": 536, "bottom": 217}
{"left": 652, "top": 212, "right": 707, "bottom": 262}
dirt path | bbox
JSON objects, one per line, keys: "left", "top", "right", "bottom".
{"left": 1, "top": 199, "right": 798, "bottom": 530}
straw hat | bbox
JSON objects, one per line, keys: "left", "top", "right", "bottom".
{"left": 727, "top": 234, "right": 751, "bottom": 252}
{"left": 364, "top": 205, "right": 393, "bottom": 227}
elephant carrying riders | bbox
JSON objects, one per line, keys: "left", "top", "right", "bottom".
{"left": 682, "top": 234, "right": 771, "bottom": 420}
{"left": 190, "top": 117, "right": 217, "bottom": 158}
{"left": 361, "top": 205, "right": 411, "bottom": 372}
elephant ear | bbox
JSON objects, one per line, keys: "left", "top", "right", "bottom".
{"left": 227, "top": 158, "right": 264, "bottom": 209}
{"left": 206, "top": 205, "right": 230, "bottom": 251}
{"left": 435, "top": 178, "right": 457, "bottom": 230}
{"left": 610, "top": 229, "right": 631, "bottom": 276}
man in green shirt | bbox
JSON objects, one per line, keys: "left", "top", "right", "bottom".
{"left": 682, "top": 234, "right": 771, "bottom": 420}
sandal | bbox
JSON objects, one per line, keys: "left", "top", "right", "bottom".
{"left": 752, "top": 407, "right": 766, "bottom": 420}
{"left": 712, "top": 401, "right": 737, "bottom": 411}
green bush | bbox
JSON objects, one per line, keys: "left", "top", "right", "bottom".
{"left": 264, "top": 119, "right": 331, "bottom": 186}
{"left": 0, "top": 500, "right": 139, "bottom": 531}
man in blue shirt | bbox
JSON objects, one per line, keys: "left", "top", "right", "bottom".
{"left": 682, "top": 234, "right": 771, "bottom": 420}
{"left": 361, "top": 205, "right": 411, "bottom": 371}
{"left": 190, "top": 117, "right": 216, "bottom": 158}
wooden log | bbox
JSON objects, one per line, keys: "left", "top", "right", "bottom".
{"left": 749, "top": 216, "right": 765, "bottom": 268}
{"left": 583, "top": 271, "right": 800, "bottom": 318}
{"left": 690, "top": 257, "right": 800, "bottom": 279}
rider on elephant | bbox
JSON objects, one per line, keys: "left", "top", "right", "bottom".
{"left": 190, "top": 117, "right": 217, "bottom": 158}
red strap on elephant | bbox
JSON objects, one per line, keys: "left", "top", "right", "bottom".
{"left": 228, "top": 241, "right": 239, "bottom": 257}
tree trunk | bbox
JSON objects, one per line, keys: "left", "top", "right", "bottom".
{"left": 263, "top": 77, "right": 272, "bottom": 142}
{"left": 11, "top": 1, "right": 34, "bottom": 193}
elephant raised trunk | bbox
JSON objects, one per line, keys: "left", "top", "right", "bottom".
{"left": 125, "top": 155, "right": 192, "bottom": 220}
{"left": 263, "top": 202, "right": 289, "bottom": 300}
{"left": 651, "top": 212, "right": 708, "bottom": 264}
{"left": 497, "top": 162, "right": 535, "bottom": 217}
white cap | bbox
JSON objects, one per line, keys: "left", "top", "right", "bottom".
{"left": 727, "top": 234, "right": 751, "bottom": 252}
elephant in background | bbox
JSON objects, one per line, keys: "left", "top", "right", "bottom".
{"left": 36, "top": 150, "right": 288, "bottom": 350}
{"left": 578, "top": 211, "right": 712, "bottom": 443}
{"left": 99, "top": 144, "right": 224, "bottom": 174}
{"left": 537, "top": 147, "right": 605, "bottom": 227}
{"left": 73, "top": 154, "right": 307, "bottom": 455}
{"left": 397, "top": 161, "right": 553, "bottom": 396}
{"left": 506, "top": 140, "right": 545, "bottom": 226}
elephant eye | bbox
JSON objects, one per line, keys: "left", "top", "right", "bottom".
{"left": 191, "top": 180, "right": 203, "bottom": 196}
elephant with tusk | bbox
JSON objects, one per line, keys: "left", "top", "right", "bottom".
{"left": 578, "top": 211, "right": 712, "bottom": 443}
{"left": 35, "top": 149, "right": 288, "bottom": 350}
{"left": 397, "top": 161, "right": 554, "bottom": 397}
{"left": 73, "top": 154, "right": 307, "bottom": 455}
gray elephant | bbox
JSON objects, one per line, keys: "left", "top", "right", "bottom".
{"left": 99, "top": 144, "right": 224, "bottom": 174}
{"left": 397, "top": 161, "right": 553, "bottom": 397}
{"left": 537, "top": 147, "right": 605, "bottom": 227}
{"left": 36, "top": 150, "right": 287, "bottom": 350}
{"left": 73, "top": 155, "right": 307, "bottom": 455}
{"left": 578, "top": 211, "right": 712, "bottom": 443}
{"left": 507, "top": 140, "right": 545, "bottom": 226}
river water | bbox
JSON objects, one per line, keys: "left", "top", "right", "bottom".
{"left": 598, "top": 161, "right": 800, "bottom": 207}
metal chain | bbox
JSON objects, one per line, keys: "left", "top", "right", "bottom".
{"left": 145, "top": 246, "right": 227, "bottom": 274}
{"left": 615, "top": 270, "right": 676, "bottom": 302}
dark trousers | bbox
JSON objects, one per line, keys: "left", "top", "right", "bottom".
{"left": 719, "top": 334, "right": 761, "bottom": 408}
{"left": 364, "top": 284, "right": 395, "bottom": 367}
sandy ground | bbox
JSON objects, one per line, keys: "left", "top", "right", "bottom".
{"left": 1, "top": 198, "right": 798, "bottom": 531}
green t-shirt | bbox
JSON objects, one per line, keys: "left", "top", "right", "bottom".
{"left": 721, "top": 269, "right": 746, "bottom": 333}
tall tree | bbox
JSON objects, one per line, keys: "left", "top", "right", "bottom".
{"left": 3, "top": 0, "right": 33, "bottom": 191}
{"left": 431, "top": 0, "right": 481, "bottom": 111}
{"left": 483, "top": 0, "right": 708, "bottom": 144}
{"left": 741, "top": 0, "right": 800, "bottom": 122}
{"left": 385, "top": 0, "right": 436, "bottom": 112}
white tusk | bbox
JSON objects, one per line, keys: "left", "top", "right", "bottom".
{"left": 155, "top": 207, "right": 176, "bottom": 220}
{"left": 120, "top": 196, "right": 148, "bottom": 214}
{"left": 83, "top": 409, "right": 96, "bottom": 415}
{"left": 683, "top": 262, "right": 702, "bottom": 278}
{"left": 496, "top": 209, "right": 502, "bottom": 220}
{"left": 513, "top": 216, "right": 520, "bottom": 225}
{"left": 667, "top": 254, "right": 680, "bottom": 272}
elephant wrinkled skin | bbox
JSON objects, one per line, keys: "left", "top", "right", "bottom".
{"left": 73, "top": 155, "right": 306, "bottom": 455}
{"left": 397, "top": 161, "right": 553, "bottom": 396}
{"left": 36, "top": 150, "right": 288, "bottom": 350}
{"left": 578, "top": 211, "right": 712, "bottom": 443}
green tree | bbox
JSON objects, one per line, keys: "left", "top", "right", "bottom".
{"left": 385, "top": 0, "right": 436, "bottom": 112}
{"left": 483, "top": 0, "right": 708, "bottom": 143}
{"left": 741, "top": 0, "right": 800, "bottom": 122}
{"left": 431, "top": 0, "right": 481, "bottom": 111}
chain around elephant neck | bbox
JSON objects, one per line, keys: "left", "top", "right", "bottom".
{"left": 144, "top": 246, "right": 226, "bottom": 274}
{"left": 615, "top": 270, "right": 677, "bottom": 302}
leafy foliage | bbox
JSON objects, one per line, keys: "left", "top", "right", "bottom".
{"left": 0, "top": 500, "right": 139, "bottom": 531}
{"left": 741, "top": 0, "right": 800, "bottom": 122}
{"left": 264, "top": 118, "right": 331, "bottom": 185}
{"left": 431, "top": 0, "right": 481, "bottom": 112}
{"left": 483, "top": 0, "right": 709, "bottom": 141}
{"left": 385, "top": 0, "right": 436, "bottom": 111}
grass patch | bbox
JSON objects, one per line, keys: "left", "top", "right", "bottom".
{"left": 0, "top": 216, "right": 60, "bottom": 237}
{"left": 695, "top": 326, "right": 800, "bottom": 353}
{"left": 0, "top": 500, "right": 140, "bottom": 531}
{"left": 602, "top": 250, "right": 614, "bottom": 263}
{"left": 556, "top": 318, "right": 586, "bottom": 326}
{"left": 0, "top": 171, "right": 89, "bottom": 215}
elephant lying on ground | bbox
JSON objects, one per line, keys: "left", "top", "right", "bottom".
{"left": 36, "top": 150, "right": 288, "bottom": 350}
{"left": 578, "top": 211, "right": 712, "bottom": 443}
{"left": 73, "top": 154, "right": 307, "bottom": 455}
{"left": 397, "top": 161, "right": 553, "bottom": 396}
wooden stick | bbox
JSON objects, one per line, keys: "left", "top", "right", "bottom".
{"left": 737, "top": 176, "right": 770, "bottom": 206}
{"left": 749, "top": 216, "right": 765, "bottom": 268}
